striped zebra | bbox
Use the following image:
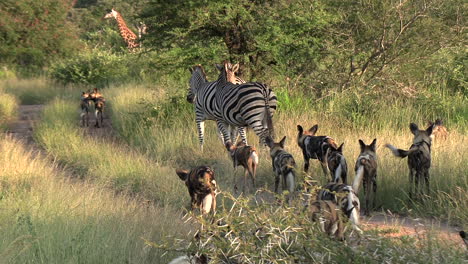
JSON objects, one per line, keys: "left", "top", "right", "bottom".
{"left": 187, "top": 64, "right": 247, "bottom": 151}
{"left": 213, "top": 61, "right": 277, "bottom": 145}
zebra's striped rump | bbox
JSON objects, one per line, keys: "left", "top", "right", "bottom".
{"left": 214, "top": 61, "right": 276, "bottom": 145}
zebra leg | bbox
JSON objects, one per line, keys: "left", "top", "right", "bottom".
{"left": 229, "top": 125, "right": 239, "bottom": 144}
{"left": 238, "top": 127, "right": 247, "bottom": 144}
{"left": 217, "top": 120, "right": 231, "bottom": 144}
{"left": 196, "top": 120, "right": 205, "bottom": 151}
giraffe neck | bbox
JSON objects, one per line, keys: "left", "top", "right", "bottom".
{"left": 114, "top": 12, "right": 138, "bottom": 48}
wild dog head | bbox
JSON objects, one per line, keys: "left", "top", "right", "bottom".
{"left": 428, "top": 119, "right": 448, "bottom": 140}
{"left": 410, "top": 123, "right": 434, "bottom": 147}
{"left": 308, "top": 200, "right": 345, "bottom": 241}
{"left": 81, "top": 91, "right": 91, "bottom": 101}
{"left": 176, "top": 166, "right": 217, "bottom": 214}
{"left": 297, "top": 124, "right": 318, "bottom": 149}
{"left": 187, "top": 64, "right": 207, "bottom": 103}
{"left": 326, "top": 142, "right": 347, "bottom": 184}
{"left": 89, "top": 88, "right": 104, "bottom": 100}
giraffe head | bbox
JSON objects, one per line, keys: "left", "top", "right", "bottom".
{"left": 104, "top": 8, "right": 118, "bottom": 19}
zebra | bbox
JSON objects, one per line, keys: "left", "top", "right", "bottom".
{"left": 188, "top": 64, "right": 247, "bottom": 151}
{"left": 213, "top": 61, "right": 276, "bottom": 145}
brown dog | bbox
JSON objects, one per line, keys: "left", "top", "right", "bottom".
{"left": 80, "top": 91, "right": 91, "bottom": 127}
{"left": 176, "top": 166, "right": 217, "bottom": 214}
{"left": 386, "top": 123, "right": 434, "bottom": 198}
{"left": 89, "top": 88, "right": 105, "bottom": 128}
{"left": 225, "top": 141, "right": 258, "bottom": 193}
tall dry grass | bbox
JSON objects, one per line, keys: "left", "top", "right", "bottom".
{"left": 108, "top": 85, "right": 467, "bottom": 227}
{"left": 0, "top": 135, "right": 189, "bottom": 263}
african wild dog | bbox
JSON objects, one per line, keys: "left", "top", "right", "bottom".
{"left": 307, "top": 200, "right": 345, "bottom": 241}
{"left": 297, "top": 124, "right": 338, "bottom": 178}
{"left": 89, "top": 88, "right": 105, "bottom": 128}
{"left": 354, "top": 139, "right": 378, "bottom": 216}
{"left": 428, "top": 119, "right": 448, "bottom": 140}
{"left": 265, "top": 136, "right": 296, "bottom": 194}
{"left": 176, "top": 166, "right": 218, "bottom": 214}
{"left": 80, "top": 91, "right": 91, "bottom": 127}
{"left": 386, "top": 123, "right": 434, "bottom": 198}
{"left": 317, "top": 182, "right": 362, "bottom": 233}
{"left": 225, "top": 141, "right": 258, "bottom": 193}
{"left": 326, "top": 143, "right": 348, "bottom": 184}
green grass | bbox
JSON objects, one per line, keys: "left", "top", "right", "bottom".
{"left": 34, "top": 98, "right": 189, "bottom": 208}
{"left": 0, "top": 77, "right": 81, "bottom": 104}
{"left": 0, "top": 92, "right": 17, "bottom": 130}
{"left": 0, "top": 135, "right": 189, "bottom": 263}
{"left": 108, "top": 83, "right": 467, "bottom": 228}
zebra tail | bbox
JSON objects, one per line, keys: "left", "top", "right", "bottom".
{"left": 263, "top": 85, "right": 274, "bottom": 139}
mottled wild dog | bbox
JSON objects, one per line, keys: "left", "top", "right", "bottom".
{"left": 89, "top": 88, "right": 105, "bottom": 128}
{"left": 317, "top": 183, "right": 362, "bottom": 233}
{"left": 80, "top": 91, "right": 91, "bottom": 127}
{"left": 386, "top": 123, "right": 434, "bottom": 198}
{"left": 307, "top": 200, "right": 345, "bottom": 240}
{"left": 225, "top": 141, "right": 258, "bottom": 193}
{"left": 326, "top": 143, "right": 348, "bottom": 184}
{"left": 176, "top": 166, "right": 218, "bottom": 214}
{"left": 354, "top": 139, "right": 378, "bottom": 215}
{"left": 297, "top": 124, "right": 338, "bottom": 178}
{"left": 428, "top": 119, "right": 448, "bottom": 140}
{"left": 265, "top": 136, "right": 296, "bottom": 194}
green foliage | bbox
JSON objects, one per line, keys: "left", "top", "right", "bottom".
{"left": 0, "top": 0, "right": 80, "bottom": 70}
{"left": 49, "top": 49, "right": 129, "bottom": 87}
{"left": 152, "top": 193, "right": 466, "bottom": 263}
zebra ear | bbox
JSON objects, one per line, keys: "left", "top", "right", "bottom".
{"left": 232, "top": 63, "right": 240, "bottom": 73}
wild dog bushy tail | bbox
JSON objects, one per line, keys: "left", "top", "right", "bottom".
{"left": 285, "top": 165, "right": 296, "bottom": 193}
{"left": 385, "top": 144, "right": 417, "bottom": 158}
{"left": 352, "top": 159, "right": 366, "bottom": 192}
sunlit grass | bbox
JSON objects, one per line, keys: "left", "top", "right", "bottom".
{"left": 0, "top": 92, "right": 17, "bottom": 130}
{"left": 0, "top": 77, "right": 81, "bottom": 104}
{"left": 0, "top": 136, "right": 189, "bottom": 263}
{"left": 109, "top": 84, "right": 467, "bottom": 227}
{"left": 34, "top": 99, "right": 188, "bottom": 208}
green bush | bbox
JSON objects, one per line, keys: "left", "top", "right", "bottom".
{"left": 49, "top": 49, "right": 129, "bottom": 87}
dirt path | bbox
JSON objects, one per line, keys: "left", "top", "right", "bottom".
{"left": 362, "top": 212, "right": 465, "bottom": 249}
{"left": 6, "top": 105, "right": 44, "bottom": 144}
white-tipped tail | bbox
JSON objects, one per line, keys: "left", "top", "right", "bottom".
{"left": 353, "top": 165, "right": 364, "bottom": 192}
{"left": 95, "top": 110, "right": 99, "bottom": 119}
{"left": 251, "top": 151, "right": 259, "bottom": 166}
{"left": 80, "top": 112, "right": 85, "bottom": 118}
{"left": 168, "top": 256, "right": 194, "bottom": 264}
{"left": 286, "top": 171, "right": 295, "bottom": 193}
{"left": 334, "top": 163, "right": 342, "bottom": 182}
{"left": 201, "top": 193, "right": 214, "bottom": 214}
{"left": 347, "top": 191, "right": 361, "bottom": 231}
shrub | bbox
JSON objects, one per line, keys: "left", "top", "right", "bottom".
{"left": 49, "top": 49, "right": 128, "bottom": 87}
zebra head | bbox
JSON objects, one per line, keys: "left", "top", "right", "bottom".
{"left": 187, "top": 64, "right": 207, "bottom": 103}
{"left": 216, "top": 61, "right": 242, "bottom": 84}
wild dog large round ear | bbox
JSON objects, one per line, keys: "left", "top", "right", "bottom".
{"left": 370, "top": 138, "right": 377, "bottom": 150}
{"left": 409, "top": 123, "right": 419, "bottom": 135}
{"left": 297, "top": 125, "right": 303, "bottom": 133}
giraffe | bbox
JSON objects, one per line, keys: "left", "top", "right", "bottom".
{"left": 104, "top": 8, "right": 139, "bottom": 51}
